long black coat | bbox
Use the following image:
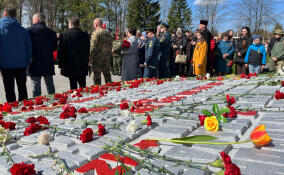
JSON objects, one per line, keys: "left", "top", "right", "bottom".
{"left": 57, "top": 28, "right": 90, "bottom": 77}
{"left": 27, "top": 22, "right": 57, "bottom": 76}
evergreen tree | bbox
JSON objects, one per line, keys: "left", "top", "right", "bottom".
{"left": 167, "top": 0, "right": 192, "bottom": 32}
{"left": 126, "top": 0, "right": 160, "bottom": 30}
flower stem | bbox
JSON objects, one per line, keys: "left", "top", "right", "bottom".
{"left": 148, "top": 139, "right": 251, "bottom": 145}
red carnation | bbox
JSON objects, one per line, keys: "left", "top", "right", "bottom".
{"left": 226, "top": 94, "right": 236, "bottom": 106}
{"left": 4, "top": 122, "right": 16, "bottom": 130}
{"left": 220, "top": 151, "right": 241, "bottom": 175}
{"left": 275, "top": 90, "right": 284, "bottom": 100}
{"left": 130, "top": 106, "right": 135, "bottom": 112}
{"left": 198, "top": 115, "right": 207, "bottom": 126}
{"left": 60, "top": 112, "right": 69, "bottom": 119}
{"left": 3, "top": 103, "right": 12, "bottom": 112}
{"left": 0, "top": 120, "right": 5, "bottom": 127}
{"left": 78, "top": 107, "right": 88, "bottom": 113}
{"left": 11, "top": 101, "right": 19, "bottom": 108}
{"left": 227, "top": 106, "right": 237, "bottom": 118}
{"left": 120, "top": 103, "right": 129, "bottom": 110}
{"left": 80, "top": 128, "right": 93, "bottom": 143}
{"left": 0, "top": 114, "right": 2, "bottom": 120}
{"left": 281, "top": 81, "right": 284, "bottom": 87}
{"left": 98, "top": 124, "right": 106, "bottom": 136}
{"left": 116, "top": 86, "right": 121, "bottom": 92}
{"left": 26, "top": 117, "right": 36, "bottom": 124}
{"left": 23, "top": 123, "right": 42, "bottom": 136}
{"left": 36, "top": 116, "right": 50, "bottom": 125}
{"left": 21, "top": 107, "right": 27, "bottom": 111}
{"left": 240, "top": 73, "right": 246, "bottom": 78}
{"left": 10, "top": 162, "right": 36, "bottom": 175}
{"left": 23, "top": 100, "right": 34, "bottom": 107}
{"left": 146, "top": 115, "right": 152, "bottom": 126}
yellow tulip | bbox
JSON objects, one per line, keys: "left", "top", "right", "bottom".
{"left": 250, "top": 125, "right": 272, "bottom": 147}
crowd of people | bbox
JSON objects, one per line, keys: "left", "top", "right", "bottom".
{"left": 0, "top": 6, "right": 284, "bottom": 103}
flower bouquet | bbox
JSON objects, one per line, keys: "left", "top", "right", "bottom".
{"left": 121, "top": 40, "right": 131, "bottom": 51}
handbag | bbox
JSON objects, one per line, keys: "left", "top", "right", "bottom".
{"left": 175, "top": 49, "right": 187, "bottom": 64}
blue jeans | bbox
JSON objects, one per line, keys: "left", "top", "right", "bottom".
{"left": 30, "top": 76, "right": 55, "bottom": 97}
{"left": 248, "top": 65, "right": 261, "bottom": 74}
{"left": 144, "top": 67, "right": 157, "bottom": 78}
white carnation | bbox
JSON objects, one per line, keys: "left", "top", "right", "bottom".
{"left": 38, "top": 132, "right": 52, "bottom": 145}
{"left": 174, "top": 75, "right": 180, "bottom": 81}
{"left": 206, "top": 73, "right": 211, "bottom": 79}
{"left": 126, "top": 120, "right": 138, "bottom": 132}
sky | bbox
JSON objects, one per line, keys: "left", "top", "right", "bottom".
{"left": 186, "top": 0, "right": 284, "bottom": 32}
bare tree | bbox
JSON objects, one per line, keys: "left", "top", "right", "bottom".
{"left": 196, "top": 0, "right": 227, "bottom": 34}
{"left": 232, "top": 0, "right": 283, "bottom": 34}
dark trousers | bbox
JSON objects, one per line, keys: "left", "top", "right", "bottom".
{"left": 186, "top": 64, "right": 194, "bottom": 77}
{"left": 158, "top": 54, "right": 169, "bottom": 79}
{"left": 1, "top": 68, "right": 28, "bottom": 102}
{"left": 69, "top": 75, "right": 86, "bottom": 90}
{"left": 168, "top": 56, "right": 176, "bottom": 77}
{"left": 175, "top": 63, "right": 186, "bottom": 76}
{"left": 236, "top": 63, "right": 247, "bottom": 75}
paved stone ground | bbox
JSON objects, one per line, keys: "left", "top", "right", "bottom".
{"left": 0, "top": 66, "right": 121, "bottom": 103}
{"left": 0, "top": 75, "right": 284, "bottom": 175}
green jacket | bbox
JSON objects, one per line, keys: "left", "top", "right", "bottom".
{"left": 112, "top": 39, "right": 122, "bottom": 57}
{"left": 271, "top": 38, "right": 284, "bottom": 61}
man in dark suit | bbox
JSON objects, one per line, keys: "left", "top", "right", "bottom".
{"left": 57, "top": 17, "right": 90, "bottom": 89}
{"left": 27, "top": 13, "right": 57, "bottom": 97}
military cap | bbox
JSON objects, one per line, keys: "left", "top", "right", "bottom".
{"left": 144, "top": 28, "right": 155, "bottom": 34}
{"left": 160, "top": 22, "right": 169, "bottom": 28}
{"left": 200, "top": 20, "right": 208, "bottom": 26}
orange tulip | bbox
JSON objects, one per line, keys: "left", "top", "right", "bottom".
{"left": 250, "top": 125, "right": 272, "bottom": 146}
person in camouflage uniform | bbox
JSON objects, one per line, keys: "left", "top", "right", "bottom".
{"left": 112, "top": 33, "right": 123, "bottom": 75}
{"left": 271, "top": 36, "right": 284, "bottom": 75}
{"left": 90, "top": 18, "right": 112, "bottom": 85}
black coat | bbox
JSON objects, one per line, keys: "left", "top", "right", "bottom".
{"left": 235, "top": 36, "right": 253, "bottom": 64}
{"left": 174, "top": 35, "right": 188, "bottom": 54}
{"left": 57, "top": 28, "right": 90, "bottom": 77}
{"left": 202, "top": 28, "right": 212, "bottom": 52}
{"left": 27, "top": 22, "right": 57, "bottom": 76}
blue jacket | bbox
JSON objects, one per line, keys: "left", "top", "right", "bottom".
{"left": 245, "top": 43, "right": 266, "bottom": 65}
{"left": 217, "top": 40, "right": 235, "bottom": 60}
{"left": 27, "top": 22, "right": 57, "bottom": 76}
{"left": 0, "top": 17, "right": 32, "bottom": 69}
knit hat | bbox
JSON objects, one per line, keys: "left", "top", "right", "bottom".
{"left": 252, "top": 35, "right": 261, "bottom": 40}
